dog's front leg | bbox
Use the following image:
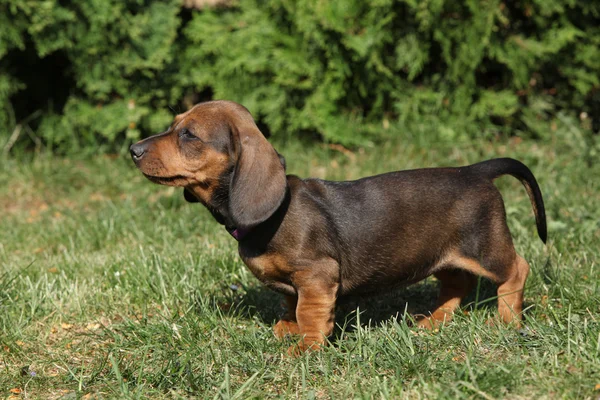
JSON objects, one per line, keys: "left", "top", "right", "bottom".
{"left": 288, "top": 265, "right": 339, "bottom": 356}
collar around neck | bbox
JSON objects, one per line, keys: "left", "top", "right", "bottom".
{"left": 223, "top": 186, "right": 291, "bottom": 242}
{"left": 226, "top": 226, "right": 251, "bottom": 241}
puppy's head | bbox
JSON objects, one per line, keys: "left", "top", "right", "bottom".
{"left": 130, "top": 100, "right": 287, "bottom": 229}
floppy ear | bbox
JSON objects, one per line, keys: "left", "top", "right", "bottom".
{"left": 183, "top": 188, "right": 200, "bottom": 203}
{"left": 229, "top": 122, "right": 287, "bottom": 229}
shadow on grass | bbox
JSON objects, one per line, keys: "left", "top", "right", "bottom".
{"left": 214, "top": 276, "right": 503, "bottom": 331}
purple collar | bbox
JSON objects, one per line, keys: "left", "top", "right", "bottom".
{"left": 226, "top": 226, "right": 250, "bottom": 241}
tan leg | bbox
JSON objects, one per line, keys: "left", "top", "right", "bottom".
{"left": 497, "top": 254, "right": 529, "bottom": 326}
{"left": 288, "top": 275, "right": 338, "bottom": 356}
{"left": 417, "top": 269, "right": 476, "bottom": 329}
{"left": 273, "top": 295, "right": 300, "bottom": 339}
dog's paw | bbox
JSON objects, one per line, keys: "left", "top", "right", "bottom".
{"left": 273, "top": 319, "right": 300, "bottom": 339}
{"left": 286, "top": 340, "right": 323, "bottom": 357}
{"left": 415, "top": 313, "right": 452, "bottom": 330}
{"left": 416, "top": 317, "right": 440, "bottom": 330}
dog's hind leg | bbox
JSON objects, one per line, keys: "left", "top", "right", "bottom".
{"left": 496, "top": 254, "right": 530, "bottom": 326}
{"left": 417, "top": 269, "right": 477, "bottom": 329}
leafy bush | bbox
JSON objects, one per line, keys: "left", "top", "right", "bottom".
{"left": 184, "top": 0, "right": 599, "bottom": 145}
{"left": 0, "top": 0, "right": 598, "bottom": 151}
{"left": 0, "top": 0, "right": 183, "bottom": 151}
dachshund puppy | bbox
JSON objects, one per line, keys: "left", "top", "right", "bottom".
{"left": 130, "top": 100, "right": 546, "bottom": 354}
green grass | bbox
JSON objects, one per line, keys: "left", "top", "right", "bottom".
{"left": 1, "top": 133, "right": 599, "bottom": 399}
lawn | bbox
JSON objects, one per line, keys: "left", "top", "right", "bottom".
{"left": 1, "top": 133, "right": 599, "bottom": 399}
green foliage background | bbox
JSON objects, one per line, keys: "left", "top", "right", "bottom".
{"left": 1, "top": 0, "right": 598, "bottom": 150}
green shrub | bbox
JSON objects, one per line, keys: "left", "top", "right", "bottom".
{"left": 184, "top": 0, "right": 599, "bottom": 145}
{"left": 0, "top": 0, "right": 183, "bottom": 151}
{"left": 0, "top": 0, "right": 598, "bottom": 151}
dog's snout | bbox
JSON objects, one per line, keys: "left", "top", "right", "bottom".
{"left": 129, "top": 142, "right": 147, "bottom": 160}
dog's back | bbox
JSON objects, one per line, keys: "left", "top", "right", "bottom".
{"left": 293, "top": 166, "right": 508, "bottom": 294}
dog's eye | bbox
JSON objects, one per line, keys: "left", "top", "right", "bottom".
{"left": 179, "top": 129, "right": 197, "bottom": 140}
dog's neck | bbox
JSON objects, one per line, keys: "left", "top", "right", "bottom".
{"left": 185, "top": 167, "right": 234, "bottom": 225}
{"left": 214, "top": 184, "right": 291, "bottom": 243}
{"left": 187, "top": 166, "right": 289, "bottom": 242}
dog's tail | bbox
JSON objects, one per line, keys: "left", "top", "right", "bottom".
{"left": 469, "top": 158, "right": 547, "bottom": 244}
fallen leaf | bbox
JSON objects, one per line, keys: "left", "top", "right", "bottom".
{"left": 566, "top": 365, "right": 579, "bottom": 374}
{"left": 48, "top": 267, "right": 59, "bottom": 273}
{"left": 9, "top": 388, "right": 22, "bottom": 394}
{"left": 595, "top": 383, "right": 600, "bottom": 391}
{"left": 86, "top": 323, "right": 101, "bottom": 331}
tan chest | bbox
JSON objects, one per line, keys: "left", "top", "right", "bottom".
{"left": 241, "top": 253, "right": 296, "bottom": 294}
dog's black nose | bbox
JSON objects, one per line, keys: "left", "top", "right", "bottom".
{"left": 129, "top": 142, "right": 147, "bottom": 160}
